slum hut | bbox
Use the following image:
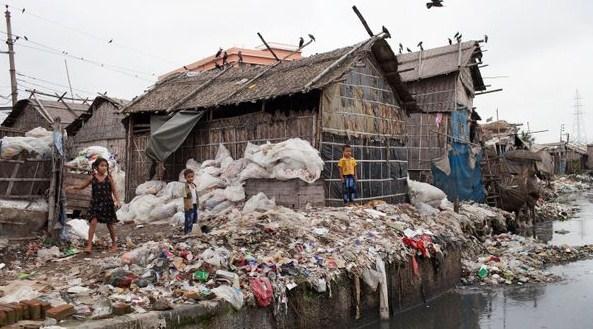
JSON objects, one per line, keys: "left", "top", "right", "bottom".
{"left": 588, "top": 144, "right": 593, "bottom": 170}
{"left": 66, "top": 95, "right": 129, "bottom": 167}
{"left": 121, "top": 35, "right": 418, "bottom": 205}
{"left": 397, "top": 41, "right": 487, "bottom": 202}
{"left": 537, "top": 142, "right": 588, "bottom": 175}
{"left": 1, "top": 97, "right": 89, "bottom": 136}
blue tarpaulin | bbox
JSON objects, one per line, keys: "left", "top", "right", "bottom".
{"left": 431, "top": 110, "right": 485, "bottom": 202}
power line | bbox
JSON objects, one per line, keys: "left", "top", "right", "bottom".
{"left": 16, "top": 72, "right": 96, "bottom": 95}
{"left": 0, "top": 29, "right": 156, "bottom": 81}
{"left": 4, "top": 2, "right": 178, "bottom": 66}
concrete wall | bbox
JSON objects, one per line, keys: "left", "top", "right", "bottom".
{"left": 71, "top": 247, "right": 462, "bottom": 329}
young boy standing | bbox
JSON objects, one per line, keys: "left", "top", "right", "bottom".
{"left": 183, "top": 169, "right": 199, "bottom": 235}
{"left": 338, "top": 144, "right": 357, "bottom": 205}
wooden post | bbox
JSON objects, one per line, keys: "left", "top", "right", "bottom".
{"left": 47, "top": 120, "right": 60, "bottom": 235}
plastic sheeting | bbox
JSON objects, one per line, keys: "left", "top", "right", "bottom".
{"left": 431, "top": 111, "right": 485, "bottom": 202}
{"left": 145, "top": 111, "right": 205, "bottom": 162}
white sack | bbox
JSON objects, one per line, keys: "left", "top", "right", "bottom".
{"left": 243, "top": 192, "right": 276, "bottom": 213}
{"left": 135, "top": 180, "right": 166, "bottom": 196}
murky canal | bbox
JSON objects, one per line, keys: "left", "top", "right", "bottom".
{"left": 360, "top": 192, "right": 593, "bottom": 329}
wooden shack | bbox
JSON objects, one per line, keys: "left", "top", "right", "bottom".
{"left": 538, "top": 142, "right": 588, "bottom": 175}
{"left": 1, "top": 97, "right": 88, "bottom": 135}
{"left": 66, "top": 95, "right": 128, "bottom": 167}
{"left": 122, "top": 35, "right": 418, "bottom": 205}
{"left": 397, "top": 41, "right": 486, "bottom": 183}
{"left": 395, "top": 41, "right": 488, "bottom": 202}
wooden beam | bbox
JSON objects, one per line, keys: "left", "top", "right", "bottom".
{"left": 352, "top": 6, "right": 374, "bottom": 37}
{"left": 475, "top": 88, "right": 503, "bottom": 96}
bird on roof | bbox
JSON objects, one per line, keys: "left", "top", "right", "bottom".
{"left": 454, "top": 32, "right": 460, "bottom": 39}
{"left": 308, "top": 34, "right": 316, "bottom": 42}
{"left": 381, "top": 26, "right": 391, "bottom": 38}
{"left": 484, "top": 34, "right": 489, "bottom": 43}
{"left": 299, "top": 37, "right": 305, "bottom": 48}
{"left": 456, "top": 33, "right": 463, "bottom": 43}
{"left": 448, "top": 38, "right": 452, "bottom": 45}
{"left": 426, "top": 0, "right": 444, "bottom": 9}
{"left": 108, "top": 39, "right": 113, "bottom": 44}
{"left": 215, "top": 48, "right": 223, "bottom": 58}
{"left": 21, "top": 8, "right": 25, "bottom": 13}
{"left": 183, "top": 65, "right": 189, "bottom": 71}
{"left": 406, "top": 47, "right": 412, "bottom": 53}
{"left": 238, "top": 50, "right": 243, "bottom": 64}
{"left": 417, "top": 41, "right": 424, "bottom": 51}
{"left": 222, "top": 51, "right": 228, "bottom": 65}
{"left": 399, "top": 43, "right": 403, "bottom": 51}
{"left": 23, "top": 35, "right": 28, "bottom": 41}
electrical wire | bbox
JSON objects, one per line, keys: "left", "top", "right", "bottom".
{"left": 17, "top": 72, "right": 97, "bottom": 95}
{"left": 4, "top": 2, "right": 178, "bottom": 66}
{"left": 0, "top": 29, "right": 157, "bottom": 81}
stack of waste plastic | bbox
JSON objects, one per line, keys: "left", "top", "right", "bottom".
{"left": 118, "top": 139, "right": 324, "bottom": 224}
{"left": 0, "top": 127, "right": 54, "bottom": 159}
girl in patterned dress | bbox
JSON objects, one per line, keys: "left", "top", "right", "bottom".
{"left": 67, "top": 157, "right": 121, "bottom": 253}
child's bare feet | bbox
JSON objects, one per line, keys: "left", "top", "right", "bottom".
{"left": 84, "top": 243, "right": 92, "bottom": 254}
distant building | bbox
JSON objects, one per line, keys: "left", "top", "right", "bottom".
{"left": 160, "top": 43, "right": 302, "bottom": 80}
{"left": 2, "top": 98, "right": 89, "bottom": 135}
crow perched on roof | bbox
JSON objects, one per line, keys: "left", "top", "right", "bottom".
{"left": 454, "top": 32, "right": 460, "bottom": 39}
{"left": 484, "top": 34, "right": 489, "bottom": 43}
{"left": 299, "top": 37, "right": 304, "bottom": 48}
{"left": 215, "top": 48, "right": 223, "bottom": 58}
{"left": 381, "top": 26, "right": 391, "bottom": 38}
{"left": 308, "top": 34, "right": 316, "bottom": 42}
{"left": 406, "top": 47, "right": 412, "bottom": 53}
{"left": 448, "top": 38, "right": 452, "bottom": 45}
{"left": 183, "top": 65, "right": 189, "bottom": 71}
{"left": 417, "top": 41, "right": 424, "bottom": 51}
{"left": 426, "top": 0, "right": 444, "bottom": 9}
{"left": 238, "top": 50, "right": 243, "bottom": 63}
{"left": 456, "top": 33, "right": 463, "bottom": 42}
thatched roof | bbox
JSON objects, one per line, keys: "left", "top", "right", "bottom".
{"left": 396, "top": 41, "right": 485, "bottom": 86}
{"left": 67, "top": 95, "right": 129, "bottom": 136}
{"left": 2, "top": 98, "right": 89, "bottom": 127}
{"left": 123, "top": 37, "right": 418, "bottom": 114}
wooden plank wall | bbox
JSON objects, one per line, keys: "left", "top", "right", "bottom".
{"left": 0, "top": 126, "right": 25, "bottom": 138}
{"left": 0, "top": 157, "right": 51, "bottom": 199}
{"left": 406, "top": 112, "right": 450, "bottom": 182}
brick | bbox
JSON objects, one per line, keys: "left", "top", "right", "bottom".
{"left": 46, "top": 304, "right": 74, "bottom": 321}
{"left": 40, "top": 300, "right": 51, "bottom": 318}
{"left": 22, "top": 300, "right": 42, "bottom": 320}
{"left": 112, "top": 303, "right": 132, "bottom": 316}
{"left": 0, "top": 305, "right": 16, "bottom": 324}
{"left": 9, "top": 302, "right": 24, "bottom": 321}
{"left": 0, "top": 310, "right": 6, "bottom": 326}
{"left": 19, "top": 301, "right": 31, "bottom": 320}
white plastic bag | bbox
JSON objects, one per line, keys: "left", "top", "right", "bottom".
{"left": 238, "top": 163, "right": 271, "bottom": 181}
{"left": 223, "top": 184, "right": 245, "bottom": 202}
{"left": 24, "top": 127, "right": 51, "bottom": 138}
{"left": 135, "top": 181, "right": 166, "bottom": 196}
{"left": 170, "top": 212, "right": 185, "bottom": 226}
{"left": 212, "top": 285, "right": 244, "bottom": 310}
{"left": 243, "top": 192, "right": 276, "bottom": 213}
{"left": 129, "top": 194, "right": 160, "bottom": 223}
{"left": 65, "top": 219, "right": 97, "bottom": 242}
{"left": 149, "top": 202, "right": 178, "bottom": 221}
{"left": 157, "top": 181, "right": 186, "bottom": 200}
{"left": 407, "top": 179, "right": 447, "bottom": 207}
{"left": 196, "top": 173, "right": 225, "bottom": 192}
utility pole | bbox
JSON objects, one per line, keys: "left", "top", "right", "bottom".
{"left": 4, "top": 6, "right": 17, "bottom": 107}
{"left": 64, "top": 59, "right": 74, "bottom": 102}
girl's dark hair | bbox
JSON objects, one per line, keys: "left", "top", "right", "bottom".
{"left": 92, "top": 157, "right": 110, "bottom": 176}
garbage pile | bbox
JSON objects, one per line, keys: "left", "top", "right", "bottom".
{"left": 116, "top": 139, "right": 324, "bottom": 224}
{"left": 65, "top": 145, "right": 126, "bottom": 202}
{"left": 462, "top": 233, "right": 593, "bottom": 286}
{"left": 535, "top": 174, "right": 593, "bottom": 222}
{"left": 0, "top": 127, "right": 54, "bottom": 159}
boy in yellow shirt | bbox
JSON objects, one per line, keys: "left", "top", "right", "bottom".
{"left": 338, "top": 144, "right": 357, "bottom": 205}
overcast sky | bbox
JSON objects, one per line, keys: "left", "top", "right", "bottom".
{"left": 0, "top": 0, "right": 591, "bottom": 143}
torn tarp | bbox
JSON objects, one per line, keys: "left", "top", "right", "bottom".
{"left": 145, "top": 110, "right": 205, "bottom": 162}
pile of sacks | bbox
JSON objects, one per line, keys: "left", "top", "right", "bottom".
{"left": 117, "top": 138, "right": 324, "bottom": 224}
{"left": 66, "top": 145, "right": 126, "bottom": 202}
{"left": 407, "top": 178, "right": 451, "bottom": 215}
{"left": 0, "top": 127, "right": 54, "bottom": 159}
